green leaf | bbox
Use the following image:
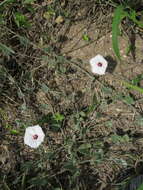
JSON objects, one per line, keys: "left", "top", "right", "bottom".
{"left": 92, "top": 149, "right": 104, "bottom": 162}
{"left": 123, "top": 81, "right": 143, "bottom": 94}
{"left": 40, "top": 103, "right": 49, "bottom": 110}
{"left": 131, "top": 74, "right": 143, "bottom": 85}
{"left": 111, "top": 134, "right": 130, "bottom": 144}
{"left": 105, "top": 121, "right": 112, "bottom": 127}
{"left": 0, "top": 0, "right": 15, "bottom": 7}
{"left": 82, "top": 34, "right": 90, "bottom": 41}
{"left": 112, "top": 5, "right": 126, "bottom": 59}
{"left": 135, "top": 116, "right": 143, "bottom": 126}
{"left": 115, "top": 158, "right": 127, "bottom": 167}
{"left": 78, "top": 143, "right": 91, "bottom": 154}
{"left": 14, "top": 12, "right": 30, "bottom": 28}
{"left": 42, "top": 46, "right": 53, "bottom": 53}
{"left": 41, "top": 55, "right": 49, "bottom": 61}
{"left": 0, "top": 43, "right": 15, "bottom": 56}
{"left": 29, "top": 178, "right": 48, "bottom": 186}
{"left": 51, "top": 123, "right": 61, "bottom": 132}
{"left": 122, "top": 134, "right": 130, "bottom": 143}
{"left": 123, "top": 95, "right": 134, "bottom": 105}
{"left": 10, "top": 129, "right": 19, "bottom": 135}
{"left": 102, "top": 87, "right": 113, "bottom": 94}
{"left": 41, "top": 83, "right": 49, "bottom": 93}
{"left": 111, "top": 134, "right": 122, "bottom": 143}
{"left": 128, "top": 9, "right": 143, "bottom": 28}
{"left": 137, "top": 183, "right": 143, "bottom": 190}
{"left": 78, "top": 143, "right": 91, "bottom": 150}
{"left": 23, "top": 0, "right": 35, "bottom": 4}
{"left": 64, "top": 161, "right": 77, "bottom": 173}
{"left": 43, "top": 10, "right": 55, "bottom": 20}
{"left": 56, "top": 55, "right": 66, "bottom": 63}
{"left": 53, "top": 113, "right": 64, "bottom": 122}
{"left": 18, "top": 35, "right": 30, "bottom": 46}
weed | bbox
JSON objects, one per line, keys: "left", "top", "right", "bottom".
{"left": 1, "top": 0, "right": 143, "bottom": 190}
{"left": 112, "top": 2, "right": 143, "bottom": 59}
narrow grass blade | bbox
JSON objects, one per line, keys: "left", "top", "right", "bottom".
{"left": 21, "top": 172, "right": 26, "bottom": 190}
{"left": 112, "top": 5, "right": 126, "bottom": 60}
{"left": 0, "top": 0, "right": 15, "bottom": 7}
{"left": 123, "top": 81, "right": 143, "bottom": 94}
{"left": 0, "top": 43, "right": 15, "bottom": 56}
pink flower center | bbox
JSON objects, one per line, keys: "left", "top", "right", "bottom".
{"left": 33, "top": 134, "right": 38, "bottom": 140}
{"left": 97, "top": 62, "right": 103, "bottom": 67}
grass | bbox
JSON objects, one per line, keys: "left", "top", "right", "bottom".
{"left": 1, "top": 0, "right": 143, "bottom": 189}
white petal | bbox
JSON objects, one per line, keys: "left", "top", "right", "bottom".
{"left": 24, "top": 125, "right": 45, "bottom": 148}
{"left": 89, "top": 54, "right": 108, "bottom": 75}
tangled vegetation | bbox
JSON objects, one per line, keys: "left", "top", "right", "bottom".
{"left": 1, "top": 0, "right": 143, "bottom": 189}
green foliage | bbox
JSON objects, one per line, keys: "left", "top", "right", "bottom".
{"left": 29, "top": 177, "right": 49, "bottom": 187}
{"left": 78, "top": 143, "right": 91, "bottom": 155}
{"left": 43, "top": 8, "right": 55, "bottom": 20}
{"left": 14, "top": 12, "right": 30, "bottom": 28}
{"left": 23, "top": 0, "right": 36, "bottom": 4}
{"left": 135, "top": 116, "right": 143, "bottom": 126}
{"left": 105, "top": 121, "right": 112, "bottom": 127}
{"left": 64, "top": 161, "right": 78, "bottom": 174}
{"left": 41, "top": 83, "right": 49, "bottom": 93}
{"left": 10, "top": 129, "right": 19, "bottom": 135}
{"left": 131, "top": 74, "right": 143, "bottom": 86}
{"left": 112, "top": 4, "right": 143, "bottom": 59}
{"left": 1, "top": 1, "right": 143, "bottom": 190}
{"left": 123, "top": 95, "right": 135, "bottom": 105}
{"left": 82, "top": 34, "right": 90, "bottom": 41}
{"left": 111, "top": 134, "right": 130, "bottom": 144}
{"left": 123, "top": 81, "right": 143, "bottom": 94}
{"left": 17, "top": 35, "right": 30, "bottom": 47}
{"left": 53, "top": 113, "right": 65, "bottom": 122}
{"left": 38, "top": 113, "right": 64, "bottom": 132}
{"left": 112, "top": 5, "right": 126, "bottom": 59}
{"left": 137, "top": 183, "right": 143, "bottom": 190}
{"left": 0, "top": 0, "right": 15, "bottom": 7}
{"left": 0, "top": 43, "right": 15, "bottom": 56}
{"left": 102, "top": 87, "right": 113, "bottom": 95}
{"left": 127, "top": 9, "right": 143, "bottom": 28}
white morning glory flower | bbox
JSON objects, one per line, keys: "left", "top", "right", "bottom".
{"left": 89, "top": 54, "right": 108, "bottom": 75}
{"left": 24, "top": 125, "right": 45, "bottom": 148}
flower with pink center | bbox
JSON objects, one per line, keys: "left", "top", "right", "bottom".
{"left": 33, "top": 134, "right": 38, "bottom": 140}
{"left": 89, "top": 54, "right": 108, "bottom": 75}
{"left": 24, "top": 125, "right": 45, "bottom": 148}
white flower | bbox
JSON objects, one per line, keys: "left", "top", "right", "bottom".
{"left": 24, "top": 125, "right": 45, "bottom": 148}
{"left": 89, "top": 54, "right": 108, "bottom": 75}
